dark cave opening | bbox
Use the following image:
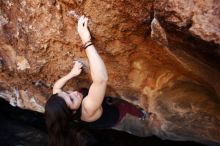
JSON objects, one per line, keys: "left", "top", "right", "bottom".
{"left": 0, "top": 98, "right": 207, "bottom": 146}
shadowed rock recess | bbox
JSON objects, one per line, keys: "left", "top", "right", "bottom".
{"left": 0, "top": 0, "right": 220, "bottom": 146}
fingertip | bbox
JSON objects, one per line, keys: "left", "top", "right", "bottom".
{"left": 78, "top": 16, "right": 84, "bottom": 24}
{"left": 85, "top": 17, "right": 88, "bottom": 22}
{"left": 78, "top": 16, "right": 82, "bottom": 21}
{"left": 84, "top": 18, "right": 88, "bottom": 26}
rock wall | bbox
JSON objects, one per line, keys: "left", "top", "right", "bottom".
{"left": 0, "top": 0, "right": 220, "bottom": 145}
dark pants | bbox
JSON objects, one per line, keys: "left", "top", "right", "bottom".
{"left": 106, "top": 98, "right": 152, "bottom": 137}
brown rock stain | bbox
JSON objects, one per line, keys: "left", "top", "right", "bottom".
{"left": 0, "top": 0, "right": 220, "bottom": 145}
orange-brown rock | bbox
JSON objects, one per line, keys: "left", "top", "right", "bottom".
{"left": 0, "top": 0, "right": 220, "bottom": 145}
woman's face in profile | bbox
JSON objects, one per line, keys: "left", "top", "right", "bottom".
{"left": 58, "top": 91, "right": 83, "bottom": 110}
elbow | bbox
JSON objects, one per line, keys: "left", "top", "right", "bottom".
{"left": 53, "top": 87, "right": 61, "bottom": 94}
{"left": 94, "top": 78, "right": 108, "bottom": 85}
{"left": 102, "top": 75, "right": 108, "bottom": 82}
{"left": 102, "top": 77, "right": 108, "bottom": 84}
{"left": 93, "top": 73, "right": 108, "bottom": 84}
{"left": 102, "top": 72, "right": 108, "bottom": 82}
{"left": 52, "top": 87, "right": 56, "bottom": 94}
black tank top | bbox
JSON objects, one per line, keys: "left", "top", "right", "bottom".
{"left": 71, "top": 97, "right": 120, "bottom": 129}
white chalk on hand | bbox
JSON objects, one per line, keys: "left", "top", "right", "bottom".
{"left": 67, "top": 10, "right": 81, "bottom": 20}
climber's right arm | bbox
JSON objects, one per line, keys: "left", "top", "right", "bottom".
{"left": 77, "top": 16, "right": 108, "bottom": 121}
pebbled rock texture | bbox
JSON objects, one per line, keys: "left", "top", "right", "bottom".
{"left": 0, "top": 0, "right": 220, "bottom": 145}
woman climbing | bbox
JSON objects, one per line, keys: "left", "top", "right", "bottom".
{"left": 45, "top": 16, "right": 150, "bottom": 146}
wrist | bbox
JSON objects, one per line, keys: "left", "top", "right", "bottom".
{"left": 80, "top": 40, "right": 92, "bottom": 51}
{"left": 82, "top": 39, "right": 91, "bottom": 45}
{"left": 66, "top": 72, "right": 77, "bottom": 79}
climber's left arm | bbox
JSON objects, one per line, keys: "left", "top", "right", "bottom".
{"left": 53, "top": 61, "right": 83, "bottom": 94}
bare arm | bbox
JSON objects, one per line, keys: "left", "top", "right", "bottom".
{"left": 53, "top": 61, "right": 83, "bottom": 94}
{"left": 82, "top": 45, "right": 108, "bottom": 119}
{"left": 78, "top": 16, "right": 108, "bottom": 120}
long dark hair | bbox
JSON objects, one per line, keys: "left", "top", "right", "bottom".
{"left": 45, "top": 89, "right": 100, "bottom": 146}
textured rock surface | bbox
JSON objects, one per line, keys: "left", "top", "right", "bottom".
{"left": 0, "top": 0, "right": 220, "bottom": 145}
{"left": 154, "top": 0, "right": 220, "bottom": 44}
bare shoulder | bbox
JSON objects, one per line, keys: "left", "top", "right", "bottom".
{"left": 81, "top": 96, "right": 103, "bottom": 122}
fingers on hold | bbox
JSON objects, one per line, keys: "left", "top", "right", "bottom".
{"left": 78, "top": 15, "right": 89, "bottom": 27}
{"left": 78, "top": 16, "right": 84, "bottom": 27}
{"left": 85, "top": 18, "right": 88, "bottom": 26}
{"left": 80, "top": 15, "right": 84, "bottom": 21}
{"left": 77, "top": 62, "right": 82, "bottom": 67}
{"left": 81, "top": 15, "right": 85, "bottom": 22}
{"left": 77, "top": 19, "right": 81, "bottom": 28}
{"left": 73, "top": 60, "right": 78, "bottom": 64}
{"left": 78, "top": 62, "right": 83, "bottom": 67}
{"left": 74, "top": 60, "right": 83, "bottom": 67}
